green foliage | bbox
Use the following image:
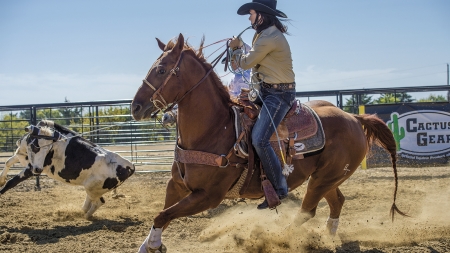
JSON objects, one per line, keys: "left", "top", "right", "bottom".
{"left": 417, "top": 94, "right": 448, "bottom": 102}
{"left": 374, "top": 92, "right": 415, "bottom": 104}
{"left": 0, "top": 113, "right": 29, "bottom": 152}
{"left": 343, "top": 94, "right": 373, "bottom": 113}
{"left": 1, "top": 104, "right": 175, "bottom": 151}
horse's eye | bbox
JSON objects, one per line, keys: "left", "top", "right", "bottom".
{"left": 158, "top": 69, "right": 166, "bottom": 75}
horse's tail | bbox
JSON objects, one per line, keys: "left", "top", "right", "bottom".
{"left": 353, "top": 114, "right": 408, "bottom": 222}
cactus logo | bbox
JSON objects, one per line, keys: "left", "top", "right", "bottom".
{"left": 387, "top": 110, "right": 450, "bottom": 159}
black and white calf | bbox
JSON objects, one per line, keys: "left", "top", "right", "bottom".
{"left": 0, "top": 121, "right": 135, "bottom": 219}
{"left": 0, "top": 120, "right": 66, "bottom": 187}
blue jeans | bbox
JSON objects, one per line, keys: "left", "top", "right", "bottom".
{"left": 252, "top": 87, "right": 296, "bottom": 197}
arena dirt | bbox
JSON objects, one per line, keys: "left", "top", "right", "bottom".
{"left": 1, "top": 166, "right": 450, "bottom": 253}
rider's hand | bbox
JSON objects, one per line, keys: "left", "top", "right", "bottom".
{"left": 229, "top": 37, "right": 243, "bottom": 50}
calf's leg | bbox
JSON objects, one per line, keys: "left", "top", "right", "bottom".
{"left": 0, "top": 155, "right": 20, "bottom": 187}
{"left": 85, "top": 195, "right": 105, "bottom": 219}
{"left": 0, "top": 168, "right": 33, "bottom": 195}
{"left": 82, "top": 195, "right": 92, "bottom": 213}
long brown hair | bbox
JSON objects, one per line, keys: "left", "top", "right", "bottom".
{"left": 254, "top": 11, "right": 288, "bottom": 34}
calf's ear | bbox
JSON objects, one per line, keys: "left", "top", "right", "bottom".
{"left": 25, "top": 125, "right": 40, "bottom": 135}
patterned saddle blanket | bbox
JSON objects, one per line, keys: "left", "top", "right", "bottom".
{"left": 232, "top": 99, "right": 325, "bottom": 164}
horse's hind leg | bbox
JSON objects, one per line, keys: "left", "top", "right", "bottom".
{"left": 323, "top": 187, "right": 345, "bottom": 235}
{"left": 291, "top": 177, "right": 335, "bottom": 228}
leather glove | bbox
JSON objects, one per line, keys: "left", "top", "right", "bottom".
{"left": 229, "top": 36, "right": 243, "bottom": 50}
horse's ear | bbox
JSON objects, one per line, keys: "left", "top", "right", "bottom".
{"left": 172, "top": 33, "right": 184, "bottom": 55}
{"left": 156, "top": 38, "right": 166, "bottom": 51}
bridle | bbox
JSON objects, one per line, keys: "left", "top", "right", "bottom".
{"left": 142, "top": 45, "right": 228, "bottom": 114}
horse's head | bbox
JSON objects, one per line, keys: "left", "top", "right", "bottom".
{"left": 24, "top": 125, "right": 63, "bottom": 174}
{"left": 131, "top": 33, "right": 189, "bottom": 121}
{"left": 132, "top": 33, "right": 231, "bottom": 121}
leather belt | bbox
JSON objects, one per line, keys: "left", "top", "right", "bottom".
{"left": 261, "top": 82, "right": 296, "bottom": 90}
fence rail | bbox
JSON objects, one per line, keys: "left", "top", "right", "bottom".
{"left": 0, "top": 100, "right": 176, "bottom": 171}
{"left": 2, "top": 85, "right": 449, "bottom": 171}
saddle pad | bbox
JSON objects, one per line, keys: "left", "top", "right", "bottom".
{"left": 270, "top": 102, "right": 325, "bottom": 160}
{"left": 284, "top": 102, "right": 318, "bottom": 140}
{"left": 290, "top": 104, "right": 325, "bottom": 156}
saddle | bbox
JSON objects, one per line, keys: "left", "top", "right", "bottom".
{"left": 229, "top": 89, "right": 325, "bottom": 197}
{"left": 232, "top": 89, "right": 325, "bottom": 162}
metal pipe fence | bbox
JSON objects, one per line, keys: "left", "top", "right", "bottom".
{"left": 2, "top": 85, "right": 449, "bottom": 172}
{"left": 0, "top": 100, "right": 176, "bottom": 172}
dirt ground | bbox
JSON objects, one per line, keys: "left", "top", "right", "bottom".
{"left": 1, "top": 166, "right": 450, "bottom": 253}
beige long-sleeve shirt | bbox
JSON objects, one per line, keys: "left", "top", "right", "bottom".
{"left": 233, "top": 25, "right": 295, "bottom": 84}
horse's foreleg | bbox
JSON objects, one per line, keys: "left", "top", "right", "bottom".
{"left": 162, "top": 178, "right": 190, "bottom": 221}
{"left": 323, "top": 187, "right": 345, "bottom": 235}
{"left": 139, "top": 190, "right": 219, "bottom": 253}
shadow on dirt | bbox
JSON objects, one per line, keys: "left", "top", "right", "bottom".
{"left": 5, "top": 218, "right": 142, "bottom": 245}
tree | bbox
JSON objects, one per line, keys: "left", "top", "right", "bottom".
{"left": 373, "top": 92, "right": 415, "bottom": 104}
{"left": 417, "top": 94, "right": 447, "bottom": 102}
{"left": 0, "top": 113, "right": 28, "bottom": 152}
{"left": 343, "top": 94, "right": 373, "bottom": 113}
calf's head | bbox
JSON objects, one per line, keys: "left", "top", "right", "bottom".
{"left": 25, "top": 125, "right": 63, "bottom": 174}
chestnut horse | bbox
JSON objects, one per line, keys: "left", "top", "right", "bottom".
{"left": 131, "top": 33, "right": 406, "bottom": 252}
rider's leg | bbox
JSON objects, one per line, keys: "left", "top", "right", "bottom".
{"left": 252, "top": 89, "right": 294, "bottom": 206}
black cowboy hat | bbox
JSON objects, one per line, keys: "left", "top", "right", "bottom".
{"left": 237, "top": 0, "right": 287, "bottom": 18}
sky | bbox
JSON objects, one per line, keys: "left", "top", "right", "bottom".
{"left": 0, "top": 0, "right": 449, "bottom": 106}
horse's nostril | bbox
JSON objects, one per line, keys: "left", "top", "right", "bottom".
{"left": 133, "top": 104, "right": 142, "bottom": 114}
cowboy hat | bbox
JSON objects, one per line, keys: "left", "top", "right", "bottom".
{"left": 237, "top": 0, "right": 287, "bottom": 18}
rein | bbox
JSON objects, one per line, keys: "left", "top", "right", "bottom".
{"left": 143, "top": 41, "right": 229, "bottom": 114}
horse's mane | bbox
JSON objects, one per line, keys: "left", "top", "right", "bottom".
{"left": 165, "top": 36, "right": 232, "bottom": 106}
